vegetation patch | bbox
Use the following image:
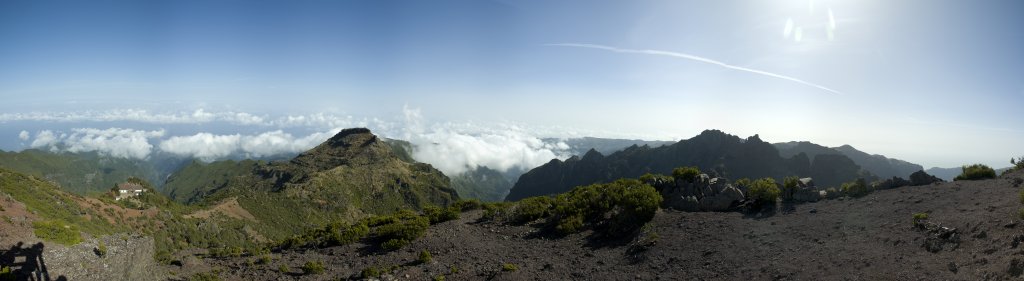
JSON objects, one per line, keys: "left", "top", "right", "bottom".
{"left": 300, "top": 260, "right": 325, "bottom": 275}
{"left": 33, "top": 220, "right": 82, "bottom": 245}
{"left": 954, "top": 164, "right": 996, "bottom": 181}
{"left": 423, "top": 205, "right": 460, "bottom": 224}
{"left": 418, "top": 249, "right": 433, "bottom": 264}
{"left": 511, "top": 196, "right": 552, "bottom": 224}
{"left": 672, "top": 166, "right": 701, "bottom": 182}
{"left": 841, "top": 178, "right": 871, "bottom": 198}
{"left": 549, "top": 179, "right": 662, "bottom": 237}
{"left": 747, "top": 178, "right": 780, "bottom": 207}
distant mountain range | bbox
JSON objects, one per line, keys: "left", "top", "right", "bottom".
{"left": 506, "top": 130, "right": 871, "bottom": 201}
{"left": 774, "top": 141, "right": 923, "bottom": 179}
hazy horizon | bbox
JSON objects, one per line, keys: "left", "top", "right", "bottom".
{"left": 2, "top": 0, "right": 1022, "bottom": 172}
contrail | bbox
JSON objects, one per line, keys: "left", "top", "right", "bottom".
{"left": 545, "top": 43, "right": 843, "bottom": 95}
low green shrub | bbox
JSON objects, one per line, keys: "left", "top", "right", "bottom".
{"left": 912, "top": 212, "right": 928, "bottom": 226}
{"left": 954, "top": 164, "right": 996, "bottom": 181}
{"left": 781, "top": 176, "right": 800, "bottom": 202}
{"left": 733, "top": 178, "right": 752, "bottom": 189}
{"left": 33, "top": 220, "right": 81, "bottom": 245}
{"left": 187, "top": 272, "right": 221, "bottom": 281}
{"left": 418, "top": 249, "right": 432, "bottom": 264}
{"left": 746, "top": 178, "right": 780, "bottom": 206}
{"left": 451, "top": 199, "right": 482, "bottom": 212}
{"left": 481, "top": 202, "right": 511, "bottom": 221}
{"left": 672, "top": 166, "right": 701, "bottom": 182}
{"left": 549, "top": 179, "right": 662, "bottom": 237}
{"left": 502, "top": 263, "right": 518, "bottom": 272}
{"left": 301, "top": 260, "right": 325, "bottom": 275}
{"left": 841, "top": 178, "right": 870, "bottom": 198}
{"left": 278, "top": 264, "right": 289, "bottom": 273}
{"left": 511, "top": 196, "right": 552, "bottom": 224}
{"left": 361, "top": 266, "right": 381, "bottom": 278}
{"left": 374, "top": 211, "right": 429, "bottom": 251}
{"left": 0, "top": 266, "right": 13, "bottom": 281}
{"left": 95, "top": 241, "right": 107, "bottom": 257}
{"left": 423, "top": 205, "right": 460, "bottom": 224}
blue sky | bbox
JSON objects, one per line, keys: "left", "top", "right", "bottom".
{"left": 1, "top": 0, "right": 1022, "bottom": 170}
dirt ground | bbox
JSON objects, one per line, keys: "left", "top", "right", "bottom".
{"left": 196, "top": 170, "right": 1024, "bottom": 280}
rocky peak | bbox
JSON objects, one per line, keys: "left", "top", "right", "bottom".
{"left": 289, "top": 128, "right": 393, "bottom": 171}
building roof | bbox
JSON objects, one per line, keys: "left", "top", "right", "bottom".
{"left": 117, "top": 182, "right": 144, "bottom": 191}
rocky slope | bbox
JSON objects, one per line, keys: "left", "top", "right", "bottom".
{"left": 198, "top": 169, "right": 1024, "bottom": 280}
{"left": 507, "top": 130, "right": 868, "bottom": 201}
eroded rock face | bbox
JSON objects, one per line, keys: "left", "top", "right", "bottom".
{"left": 44, "top": 235, "right": 166, "bottom": 281}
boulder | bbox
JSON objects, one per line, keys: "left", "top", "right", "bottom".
{"left": 910, "top": 170, "right": 943, "bottom": 186}
{"left": 874, "top": 176, "right": 911, "bottom": 190}
{"left": 798, "top": 178, "right": 815, "bottom": 188}
{"left": 793, "top": 187, "right": 820, "bottom": 202}
{"left": 701, "top": 185, "right": 744, "bottom": 211}
{"left": 670, "top": 196, "right": 700, "bottom": 212}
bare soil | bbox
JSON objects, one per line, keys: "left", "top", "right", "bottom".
{"left": 194, "top": 170, "right": 1024, "bottom": 280}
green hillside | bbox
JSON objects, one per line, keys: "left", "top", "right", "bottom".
{"left": 0, "top": 149, "right": 160, "bottom": 196}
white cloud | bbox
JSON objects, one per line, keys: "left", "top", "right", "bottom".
{"left": 18, "top": 130, "right": 29, "bottom": 141}
{"left": 159, "top": 130, "right": 339, "bottom": 161}
{"left": 30, "top": 130, "right": 59, "bottom": 150}
{"left": 159, "top": 133, "right": 242, "bottom": 161}
{"left": 399, "top": 106, "right": 572, "bottom": 175}
{"left": 27, "top": 128, "right": 164, "bottom": 159}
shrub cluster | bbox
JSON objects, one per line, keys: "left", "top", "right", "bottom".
{"left": 746, "top": 178, "right": 779, "bottom": 206}
{"left": 781, "top": 176, "right": 800, "bottom": 202}
{"left": 549, "top": 179, "right": 662, "bottom": 237}
{"left": 841, "top": 178, "right": 870, "bottom": 198}
{"left": 300, "top": 260, "right": 325, "bottom": 275}
{"left": 511, "top": 196, "right": 552, "bottom": 224}
{"left": 32, "top": 220, "right": 82, "bottom": 245}
{"left": 451, "top": 199, "right": 482, "bottom": 212}
{"left": 481, "top": 202, "right": 512, "bottom": 221}
{"left": 671, "top": 166, "right": 701, "bottom": 182}
{"left": 422, "top": 205, "right": 460, "bottom": 224}
{"left": 374, "top": 210, "right": 430, "bottom": 251}
{"left": 954, "top": 164, "right": 996, "bottom": 181}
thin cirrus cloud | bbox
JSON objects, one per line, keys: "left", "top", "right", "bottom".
{"left": 545, "top": 43, "right": 843, "bottom": 95}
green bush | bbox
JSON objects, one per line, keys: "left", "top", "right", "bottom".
{"left": 33, "top": 220, "right": 82, "bottom": 245}
{"left": 374, "top": 211, "right": 429, "bottom": 251}
{"left": 451, "top": 199, "right": 482, "bottom": 212}
{"left": 0, "top": 266, "right": 13, "bottom": 281}
{"left": 95, "top": 241, "right": 107, "bottom": 257}
{"left": 418, "top": 249, "right": 432, "bottom": 264}
{"left": 423, "top": 205, "right": 460, "bottom": 224}
{"left": 301, "top": 260, "right": 325, "bottom": 275}
{"left": 672, "top": 166, "right": 701, "bottom": 182}
{"left": 912, "top": 212, "right": 928, "bottom": 226}
{"left": 434, "top": 275, "right": 446, "bottom": 281}
{"left": 841, "top": 178, "right": 870, "bottom": 197}
{"left": 1012, "top": 157, "right": 1024, "bottom": 172}
{"left": 502, "top": 263, "right": 518, "bottom": 272}
{"left": 481, "top": 202, "right": 512, "bottom": 221}
{"left": 549, "top": 179, "right": 662, "bottom": 237}
{"left": 361, "top": 266, "right": 381, "bottom": 278}
{"left": 733, "top": 178, "right": 752, "bottom": 189}
{"left": 746, "top": 178, "right": 780, "bottom": 205}
{"left": 187, "top": 272, "right": 221, "bottom": 281}
{"left": 954, "top": 164, "right": 996, "bottom": 181}
{"left": 278, "top": 264, "right": 289, "bottom": 273}
{"left": 781, "top": 176, "right": 800, "bottom": 202}
{"left": 511, "top": 196, "right": 552, "bottom": 224}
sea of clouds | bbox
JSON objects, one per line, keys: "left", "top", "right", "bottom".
{"left": 7, "top": 107, "right": 576, "bottom": 176}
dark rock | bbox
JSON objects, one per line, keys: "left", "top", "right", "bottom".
{"left": 910, "top": 170, "right": 944, "bottom": 186}
{"left": 948, "top": 262, "right": 958, "bottom": 273}
{"left": 1009, "top": 259, "right": 1024, "bottom": 277}
{"left": 874, "top": 176, "right": 911, "bottom": 190}
{"left": 809, "top": 209, "right": 817, "bottom": 214}
{"left": 1006, "top": 221, "right": 1018, "bottom": 228}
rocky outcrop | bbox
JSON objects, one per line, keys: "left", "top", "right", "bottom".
{"left": 44, "top": 235, "right": 166, "bottom": 281}
{"left": 874, "top": 176, "right": 912, "bottom": 190}
{"left": 910, "top": 170, "right": 944, "bottom": 186}
{"left": 661, "top": 173, "right": 744, "bottom": 212}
